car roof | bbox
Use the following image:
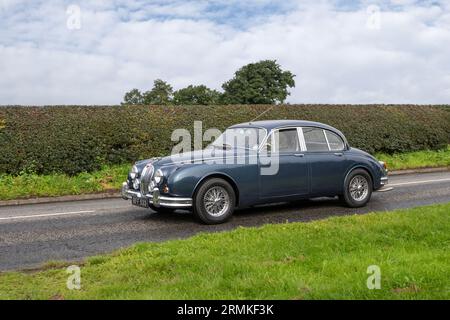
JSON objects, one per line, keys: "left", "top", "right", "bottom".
{"left": 230, "top": 120, "right": 337, "bottom": 132}
{"left": 230, "top": 120, "right": 348, "bottom": 145}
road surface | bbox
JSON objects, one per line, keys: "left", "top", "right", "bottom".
{"left": 0, "top": 171, "right": 449, "bottom": 271}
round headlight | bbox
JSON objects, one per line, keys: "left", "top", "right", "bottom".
{"left": 130, "top": 165, "right": 138, "bottom": 179}
{"left": 153, "top": 169, "right": 163, "bottom": 184}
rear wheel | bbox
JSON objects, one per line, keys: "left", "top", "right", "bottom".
{"left": 341, "top": 169, "right": 373, "bottom": 208}
{"left": 193, "top": 178, "right": 236, "bottom": 224}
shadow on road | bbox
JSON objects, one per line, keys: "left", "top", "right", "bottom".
{"left": 138, "top": 196, "right": 353, "bottom": 227}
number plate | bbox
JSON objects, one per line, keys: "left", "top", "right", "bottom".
{"left": 132, "top": 196, "right": 150, "bottom": 208}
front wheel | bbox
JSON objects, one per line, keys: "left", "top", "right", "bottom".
{"left": 341, "top": 169, "right": 373, "bottom": 208}
{"left": 193, "top": 178, "right": 236, "bottom": 224}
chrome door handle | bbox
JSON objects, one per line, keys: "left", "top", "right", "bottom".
{"left": 294, "top": 153, "right": 305, "bottom": 157}
{"left": 334, "top": 153, "right": 343, "bottom": 157}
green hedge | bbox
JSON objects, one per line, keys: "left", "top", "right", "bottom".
{"left": 0, "top": 105, "right": 449, "bottom": 175}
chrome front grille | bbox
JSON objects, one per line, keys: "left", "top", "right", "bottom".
{"left": 140, "top": 164, "right": 154, "bottom": 195}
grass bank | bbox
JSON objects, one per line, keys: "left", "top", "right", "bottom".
{"left": 0, "top": 165, "right": 129, "bottom": 201}
{"left": 0, "top": 203, "right": 449, "bottom": 299}
{"left": 0, "top": 146, "right": 448, "bottom": 201}
{"left": 376, "top": 145, "right": 450, "bottom": 171}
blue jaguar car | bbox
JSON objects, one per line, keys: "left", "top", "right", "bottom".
{"left": 122, "top": 120, "right": 389, "bottom": 224}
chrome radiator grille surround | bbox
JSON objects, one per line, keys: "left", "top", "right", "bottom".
{"left": 140, "top": 164, "right": 154, "bottom": 195}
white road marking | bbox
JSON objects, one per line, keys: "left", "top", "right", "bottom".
{"left": 389, "top": 178, "right": 450, "bottom": 187}
{"left": 0, "top": 210, "right": 96, "bottom": 221}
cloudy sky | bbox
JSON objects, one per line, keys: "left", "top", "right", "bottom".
{"left": 1, "top": 0, "right": 449, "bottom": 105}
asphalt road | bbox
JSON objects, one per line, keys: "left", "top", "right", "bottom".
{"left": 0, "top": 172, "right": 449, "bottom": 271}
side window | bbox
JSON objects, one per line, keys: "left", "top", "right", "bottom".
{"left": 303, "top": 128, "right": 329, "bottom": 151}
{"left": 272, "top": 129, "right": 300, "bottom": 153}
{"left": 325, "top": 131, "right": 345, "bottom": 151}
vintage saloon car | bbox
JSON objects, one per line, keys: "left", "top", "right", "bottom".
{"left": 122, "top": 120, "right": 389, "bottom": 224}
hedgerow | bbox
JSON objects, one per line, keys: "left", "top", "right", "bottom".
{"left": 0, "top": 105, "right": 448, "bottom": 175}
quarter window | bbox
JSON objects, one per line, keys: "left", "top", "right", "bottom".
{"left": 325, "top": 131, "right": 345, "bottom": 151}
{"left": 303, "top": 128, "right": 329, "bottom": 151}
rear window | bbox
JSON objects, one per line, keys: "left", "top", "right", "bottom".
{"left": 325, "top": 131, "right": 345, "bottom": 151}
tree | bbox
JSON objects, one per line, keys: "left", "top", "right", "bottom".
{"left": 142, "top": 79, "right": 173, "bottom": 105}
{"left": 122, "top": 88, "right": 144, "bottom": 105}
{"left": 222, "top": 60, "right": 295, "bottom": 104}
{"left": 173, "top": 85, "right": 222, "bottom": 105}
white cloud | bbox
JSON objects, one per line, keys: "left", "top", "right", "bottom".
{"left": 0, "top": 0, "right": 449, "bottom": 104}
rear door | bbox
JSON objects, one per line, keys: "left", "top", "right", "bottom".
{"left": 301, "top": 127, "right": 348, "bottom": 196}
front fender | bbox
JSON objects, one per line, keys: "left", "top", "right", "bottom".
{"left": 166, "top": 162, "right": 259, "bottom": 206}
{"left": 344, "top": 154, "right": 384, "bottom": 190}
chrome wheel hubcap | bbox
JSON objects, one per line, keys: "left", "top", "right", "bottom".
{"left": 349, "top": 175, "right": 369, "bottom": 201}
{"left": 204, "top": 186, "right": 230, "bottom": 217}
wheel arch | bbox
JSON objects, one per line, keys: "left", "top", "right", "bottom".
{"left": 343, "top": 165, "right": 375, "bottom": 190}
{"left": 192, "top": 173, "right": 240, "bottom": 207}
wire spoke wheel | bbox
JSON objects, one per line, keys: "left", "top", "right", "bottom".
{"left": 203, "top": 186, "right": 230, "bottom": 217}
{"left": 349, "top": 175, "right": 369, "bottom": 201}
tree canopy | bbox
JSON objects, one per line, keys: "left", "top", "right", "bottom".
{"left": 142, "top": 79, "right": 173, "bottom": 105}
{"left": 122, "top": 88, "right": 143, "bottom": 105}
{"left": 173, "top": 85, "right": 222, "bottom": 105}
{"left": 222, "top": 60, "right": 295, "bottom": 104}
{"left": 122, "top": 60, "right": 295, "bottom": 105}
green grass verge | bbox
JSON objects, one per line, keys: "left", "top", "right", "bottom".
{"left": 376, "top": 145, "right": 450, "bottom": 170}
{"left": 0, "top": 165, "right": 130, "bottom": 201}
{"left": 0, "top": 146, "right": 448, "bottom": 201}
{"left": 0, "top": 203, "right": 449, "bottom": 300}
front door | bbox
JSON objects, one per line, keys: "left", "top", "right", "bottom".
{"left": 259, "top": 128, "right": 309, "bottom": 199}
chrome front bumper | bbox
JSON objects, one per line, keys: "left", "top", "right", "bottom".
{"left": 121, "top": 182, "right": 192, "bottom": 208}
